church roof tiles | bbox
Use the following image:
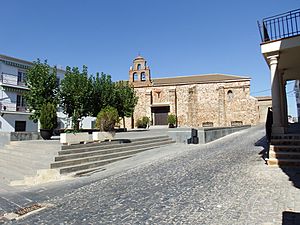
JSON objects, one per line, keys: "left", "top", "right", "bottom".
{"left": 151, "top": 74, "right": 250, "bottom": 86}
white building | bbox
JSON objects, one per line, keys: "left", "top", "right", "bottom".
{"left": 0, "top": 54, "right": 38, "bottom": 132}
{"left": 0, "top": 54, "right": 95, "bottom": 133}
{"left": 0, "top": 54, "right": 66, "bottom": 132}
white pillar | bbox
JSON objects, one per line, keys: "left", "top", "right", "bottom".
{"left": 281, "top": 78, "right": 288, "bottom": 128}
{"left": 268, "top": 55, "right": 285, "bottom": 134}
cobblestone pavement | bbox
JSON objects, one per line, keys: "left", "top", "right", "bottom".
{"left": 2, "top": 125, "right": 300, "bottom": 224}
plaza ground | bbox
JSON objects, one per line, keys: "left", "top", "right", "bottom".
{"left": 1, "top": 125, "right": 300, "bottom": 224}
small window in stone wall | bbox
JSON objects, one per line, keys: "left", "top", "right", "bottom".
{"left": 231, "top": 121, "right": 243, "bottom": 126}
{"left": 202, "top": 122, "right": 213, "bottom": 127}
{"left": 0, "top": 121, "right": 2, "bottom": 129}
{"left": 227, "top": 90, "right": 234, "bottom": 101}
{"left": 91, "top": 120, "right": 96, "bottom": 129}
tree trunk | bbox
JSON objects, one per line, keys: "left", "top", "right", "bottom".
{"left": 123, "top": 116, "right": 126, "bottom": 129}
{"left": 75, "top": 121, "right": 80, "bottom": 131}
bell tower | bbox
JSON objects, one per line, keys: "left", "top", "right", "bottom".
{"left": 129, "top": 55, "right": 151, "bottom": 87}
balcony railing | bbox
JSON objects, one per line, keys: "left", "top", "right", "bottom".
{"left": 258, "top": 8, "right": 300, "bottom": 42}
{"left": 0, "top": 102, "right": 29, "bottom": 113}
{"left": 0, "top": 73, "right": 26, "bottom": 87}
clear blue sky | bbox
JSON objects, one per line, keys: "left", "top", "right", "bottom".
{"left": 1, "top": 0, "right": 299, "bottom": 115}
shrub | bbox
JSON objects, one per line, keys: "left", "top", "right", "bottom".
{"left": 96, "top": 106, "right": 119, "bottom": 131}
{"left": 40, "top": 102, "right": 57, "bottom": 130}
{"left": 136, "top": 116, "right": 150, "bottom": 128}
{"left": 167, "top": 114, "right": 176, "bottom": 125}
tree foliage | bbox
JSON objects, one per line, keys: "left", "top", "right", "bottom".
{"left": 25, "top": 59, "right": 58, "bottom": 122}
{"left": 95, "top": 106, "right": 119, "bottom": 131}
{"left": 136, "top": 116, "right": 150, "bottom": 128}
{"left": 59, "top": 66, "right": 93, "bottom": 130}
{"left": 114, "top": 81, "right": 138, "bottom": 128}
{"left": 39, "top": 102, "right": 58, "bottom": 130}
{"left": 91, "top": 73, "right": 115, "bottom": 117}
{"left": 167, "top": 114, "right": 176, "bottom": 125}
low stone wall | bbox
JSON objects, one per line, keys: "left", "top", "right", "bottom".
{"left": 167, "top": 128, "right": 192, "bottom": 144}
{"left": 168, "top": 125, "right": 251, "bottom": 144}
{"left": 200, "top": 125, "right": 251, "bottom": 143}
{"left": 10, "top": 132, "right": 42, "bottom": 141}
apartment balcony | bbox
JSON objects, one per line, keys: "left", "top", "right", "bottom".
{"left": 0, "top": 73, "right": 29, "bottom": 90}
{"left": 259, "top": 8, "right": 300, "bottom": 134}
{"left": 258, "top": 8, "right": 300, "bottom": 43}
{"left": 258, "top": 8, "right": 300, "bottom": 79}
{"left": 0, "top": 102, "right": 31, "bottom": 115}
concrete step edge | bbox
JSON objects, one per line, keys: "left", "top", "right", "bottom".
{"left": 271, "top": 139, "right": 300, "bottom": 142}
{"left": 60, "top": 136, "right": 171, "bottom": 151}
{"left": 268, "top": 158, "right": 300, "bottom": 163}
{"left": 58, "top": 138, "right": 173, "bottom": 155}
{"left": 55, "top": 140, "right": 175, "bottom": 161}
{"left": 58, "top": 155, "right": 133, "bottom": 174}
{"left": 270, "top": 145, "right": 300, "bottom": 149}
{"left": 269, "top": 151, "right": 300, "bottom": 155}
{"left": 51, "top": 145, "right": 161, "bottom": 168}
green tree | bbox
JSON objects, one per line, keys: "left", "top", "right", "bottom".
{"left": 25, "top": 59, "right": 58, "bottom": 122}
{"left": 95, "top": 106, "right": 119, "bottom": 131}
{"left": 91, "top": 72, "right": 115, "bottom": 117}
{"left": 39, "top": 102, "right": 58, "bottom": 130}
{"left": 114, "top": 81, "right": 138, "bottom": 128}
{"left": 59, "top": 66, "right": 93, "bottom": 131}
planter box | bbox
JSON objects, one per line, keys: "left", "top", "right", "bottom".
{"left": 92, "top": 131, "right": 115, "bottom": 142}
{"left": 60, "top": 132, "right": 90, "bottom": 145}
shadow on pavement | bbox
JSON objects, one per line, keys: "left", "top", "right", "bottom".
{"left": 282, "top": 211, "right": 300, "bottom": 225}
{"left": 255, "top": 135, "right": 269, "bottom": 164}
{"left": 255, "top": 135, "right": 300, "bottom": 189}
{"left": 280, "top": 168, "right": 300, "bottom": 189}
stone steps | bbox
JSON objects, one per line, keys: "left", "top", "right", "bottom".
{"left": 268, "top": 158, "right": 300, "bottom": 167}
{"left": 59, "top": 136, "right": 170, "bottom": 152}
{"left": 55, "top": 139, "right": 173, "bottom": 161}
{"left": 270, "top": 145, "right": 300, "bottom": 152}
{"left": 268, "top": 134, "right": 300, "bottom": 167}
{"left": 0, "top": 135, "right": 175, "bottom": 185}
{"left": 59, "top": 155, "right": 133, "bottom": 174}
{"left": 271, "top": 134, "right": 300, "bottom": 140}
{"left": 271, "top": 139, "right": 300, "bottom": 145}
{"left": 52, "top": 136, "right": 175, "bottom": 175}
{"left": 269, "top": 151, "right": 300, "bottom": 159}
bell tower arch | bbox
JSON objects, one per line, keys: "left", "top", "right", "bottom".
{"left": 129, "top": 55, "right": 151, "bottom": 86}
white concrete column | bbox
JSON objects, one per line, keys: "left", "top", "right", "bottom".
{"left": 281, "top": 78, "right": 288, "bottom": 128}
{"left": 268, "top": 55, "right": 285, "bottom": 134}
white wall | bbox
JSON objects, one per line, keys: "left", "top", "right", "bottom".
{"left": 0, "top": 113, "right": 37, "bottom": 132}
{"left": 81, "top": 116, "right": 96, "bottom": 129}
{"left": 0, "top": 63, "right": 19, "bottom": 75}
{"left": 56, "top": 111, "right": 96, "bottom": 130}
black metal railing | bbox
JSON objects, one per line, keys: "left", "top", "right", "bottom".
{"left": 0, "top": 72, "right": 26, "bottom": 87}
{"left": 258, "top": 8, "right": 300, "bottom": 42}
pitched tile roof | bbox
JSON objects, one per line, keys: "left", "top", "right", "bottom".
{"left": 152, "top": 74, "right": 250, "bottom": 86}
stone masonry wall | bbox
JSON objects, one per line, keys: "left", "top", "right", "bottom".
{"left": 124, "top": 80, "right": 259, "bottom": 128}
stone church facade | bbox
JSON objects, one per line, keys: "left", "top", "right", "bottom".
{"left": 125, "top": 55, "right": 260, "bottom": 128}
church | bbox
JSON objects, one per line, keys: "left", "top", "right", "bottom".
{"left": 125, "top": 55, "right": 263, "bottom": 128}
